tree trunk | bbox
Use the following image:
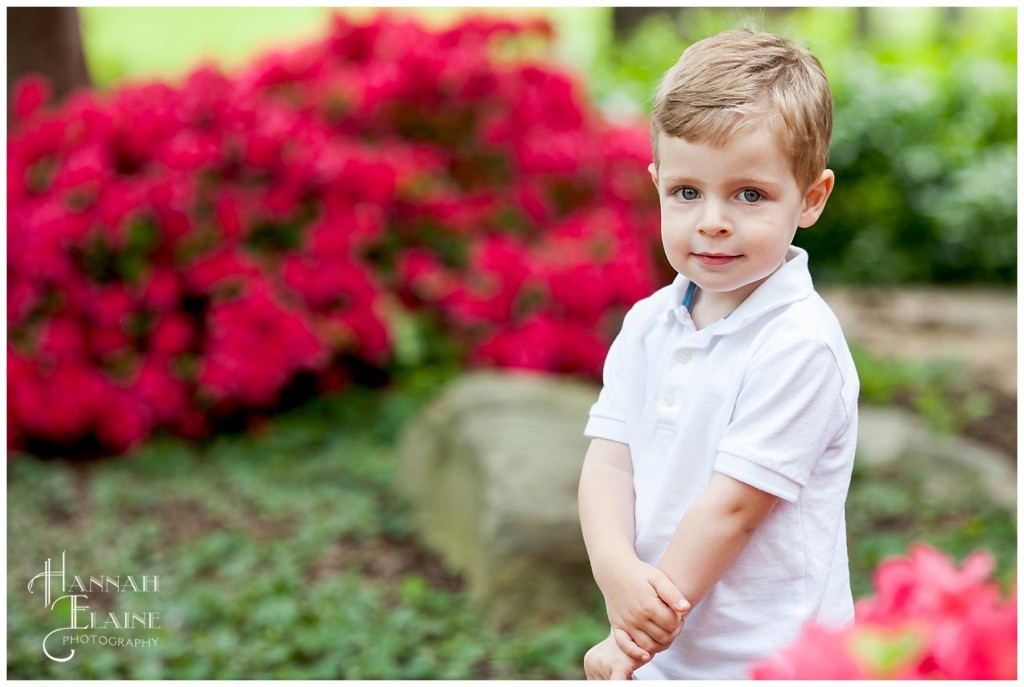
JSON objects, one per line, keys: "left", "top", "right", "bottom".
{"left": 611, "top": 7, "right": 678, "bottom": 40}
{"left": 7, "top": 7, "right": 91, "bottom": 122}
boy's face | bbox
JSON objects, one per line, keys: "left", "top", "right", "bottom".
{"left": 649, "top": 124, "right": 833, "bottom": 313}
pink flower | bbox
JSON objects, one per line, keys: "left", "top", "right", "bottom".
{"left": 38, "top": 316, "right": 87, "bottom": 363}
{"left": 471, "top": 314, "right": 607, "bottom": 376}
{"left": 36, "top": 363, "right": 107, "bottom": 443}
{"left": 198, "top": 285, "right": 328, "bottom": 409}
{"left": 130, "top": 356, "right": 191, "bottom": 424}
{"left": 472, "top": 315, "right": 562, "bottom": 373}
{"left": 749, "top": 622, "right": 865, "bottom": 679}
{"left": 139, "top": 267, "right": 182, "bottom": 312}
{"left": 149, "top": 312, "right": 195, "bottom": 355}
{"left": 314, "top": 302, "right": 391, "bottom": 365}
{"left": 88, "top": 285, "right": 136, "bottom": 327}
{"left": 7, "top": 278, "right": 41, "bottom": 325}
{"left": 12, "top": 75, "right": 51, "bottom": 122}
{"left": 214, "top": 188, "right": 245, "bottom": 240}
{"left": 6, "top": 11, "right": 692, "bottom": 455}
{"left": 857, "top": 544, "right": 999, "bottom": 624}
{"left": 752, "top": 544, "right": 1016, "bottom": 680}
{"left": 442, "top": 235, "right": 535, "bottom": 326}
{"left": 89, "top": 324, "right": 132, "bottom": 360}
{"left": 514, "top": 130, "right": 594, "bottom": 176}
{"left": 185, "top": 246, "right": 262, "bottom": 294}
{"left": 95, "top": 386, "right": 153, "bottom": 453}
{"left": 397, "top": 249, "right": 458, "bottom": 303}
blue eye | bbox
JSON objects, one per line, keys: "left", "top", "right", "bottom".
{"left": 675, "top": 187, "right": 699, "bottom": 201}
{"left": 740, "top": 189, "right": 762, "bottom": 203}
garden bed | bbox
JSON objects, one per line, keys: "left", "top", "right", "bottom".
{"left": 7, "top": 372, "right": 1016, "bottom": 679}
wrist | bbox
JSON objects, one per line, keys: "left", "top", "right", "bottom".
{"left": 592, "top": 548, "right": 642, "bottom": 592}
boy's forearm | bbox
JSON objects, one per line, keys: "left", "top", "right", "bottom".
{"left": 578, "top": 439, "right": 639, "bottom": 585}
{"left": 656, "top": 472, "right": 779, "bottom": 608}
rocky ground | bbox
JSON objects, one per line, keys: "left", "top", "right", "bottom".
{"left": 822, "top": 286, "right": 1017, "bottom": 459}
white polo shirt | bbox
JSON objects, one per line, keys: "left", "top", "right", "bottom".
{"left": 585, "top": 246, "right": 858, "bottom": 679}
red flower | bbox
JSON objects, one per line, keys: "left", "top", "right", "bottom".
{"left": 139, "top": 267, "right": 182, "bottom": 312}
{"left": 38, "top": 316, "right": 87, "bottom": 363}
{"left": 185, "top": 246, "right": 262, "bottom": 294}
{"left": 130, "top": 355, "right": 190, "bottom": 424}
{"left": 6, "top": 11, "right": 670, "bottom": 455}
{"left": 12, "top": 75, "right": 51, "bottom": 123}
{"left": 397, "top": 248, "right": 458, "bottom": 303}
{"left": 198, "top": 285, "right": 328, "bottom": 409}
{"left": 149, "top": 312, "right": 195, "bottom": 355}
{"left": 7, "top": 278, "right": 41, "bottom": 325}
{"left": 325, "top": 304, "right": 391, "bottom": 363}
{"left": 472, "top": 314, "right": 607, "bottom": 377}
{"left": 88, "top": 285, "right": 135, "bottom": 327}
{"left": 96, "top": 386, "right": 153, "bottom": 453}
{"left": 443, "top": 235, "right": 535, "bottom": 326}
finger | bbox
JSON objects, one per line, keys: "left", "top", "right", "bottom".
{"left": 633, "top": 625, "right": 666, "bottom": 654}
{"left": 637, "top": 597, "right": 682, "bottom": 637}
{"left": 639, "top": 611, "right": 678, "bottom": 645}
{"left": 658, "top": 619, "right": 685, "bottom": 651}
{"left": 650, "top": 573, "right": 691, "bottom": 616}
{"left": 611, "top": 626, "right": 650, "bottom": 662}
{"left": 583, "top": 648, "right": 596, "bottom": 680}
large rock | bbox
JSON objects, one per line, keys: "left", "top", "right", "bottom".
{"left": 398, "top": 370, "right": 600, "bottom": 626}
{"left": 856, "top": 405, "right": 1016, "bottom": 510}
{"left": 398, "top": 371, "right": 1016, "bottom": 628}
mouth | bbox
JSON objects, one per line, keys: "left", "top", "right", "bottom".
{"left": 694, "top": 253, "right": 741, "bottom": 266}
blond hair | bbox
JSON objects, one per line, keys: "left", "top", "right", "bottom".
{"left": 651, "top": 29, "right": 833, "bottom": 190}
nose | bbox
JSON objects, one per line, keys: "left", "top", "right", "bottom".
{"left": 696, "top": 199, "right": 732, "bottom": 236}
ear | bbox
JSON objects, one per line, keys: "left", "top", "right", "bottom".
{"left": 648, "top": 162, "right": 660, "bottom": 191}
{"left": 798, "top": 169, "right": 835, "bottom": 228}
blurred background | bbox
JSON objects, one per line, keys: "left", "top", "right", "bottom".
{"left": 7, "top": 6, "right": 1016, "bottom": 679}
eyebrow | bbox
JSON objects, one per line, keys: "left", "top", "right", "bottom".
{"left": 659, "top": 175, "right": 784, "bottom": 189}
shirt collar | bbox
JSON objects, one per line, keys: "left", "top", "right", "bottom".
{"left": 660, "top": 246, "right": 814, "bottom": 333}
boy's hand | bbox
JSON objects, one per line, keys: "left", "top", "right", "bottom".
{"left": 584, "top": 634, "right": 645, "bottom": 680}
{"left": 599, "top": 558, "right": 689, "bottom": 660}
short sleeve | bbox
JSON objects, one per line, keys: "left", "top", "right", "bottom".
{"left": 714, "top": 337, "right": 850, "bottom": 502}
{"left": 583, "top": 310, "right": 636, "bottom": 444}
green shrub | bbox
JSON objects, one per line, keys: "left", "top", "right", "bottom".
{"left": 588, "top": 7, "right": 1017, "bottom": 285}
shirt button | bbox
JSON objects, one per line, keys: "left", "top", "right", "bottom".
{"left": 676, "top": 349, "right": 692, "bottom": 364}
{"left": 662, "top": 391, "right": 676, "bottom": 407}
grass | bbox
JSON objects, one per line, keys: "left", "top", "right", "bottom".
{"left": 7, "top": 365, "right": 1016, "bottom": 678}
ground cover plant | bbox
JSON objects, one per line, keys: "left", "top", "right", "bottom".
{"left": 7, "top": 384, "right": 608, "bottom": 679}
{"left": 7, "top": 378, "right": 1016, "bottom": 679}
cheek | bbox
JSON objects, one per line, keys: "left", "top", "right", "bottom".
{"left": 660, "top": 219, "right": 690, "bottom": 251}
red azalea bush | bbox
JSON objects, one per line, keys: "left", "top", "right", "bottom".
{"left": 7, "top": 13, "right": 668, "bottom": 456}
{"left": 749, "top": 544, "right": 1017, "bottom": 679}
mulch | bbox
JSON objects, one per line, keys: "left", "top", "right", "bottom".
{"left": 960, "top": 384, "right": 1017, "bottom": 461}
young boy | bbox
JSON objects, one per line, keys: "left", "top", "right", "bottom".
{"left": 579, "top": 29, "right": 859, "bottom": 679}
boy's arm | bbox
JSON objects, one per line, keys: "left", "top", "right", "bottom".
{"left": 579, "top": 438, "right": 689, "bottom": 659}
{"left": 655, "top": 472, "right": 779, "bottom": 607}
